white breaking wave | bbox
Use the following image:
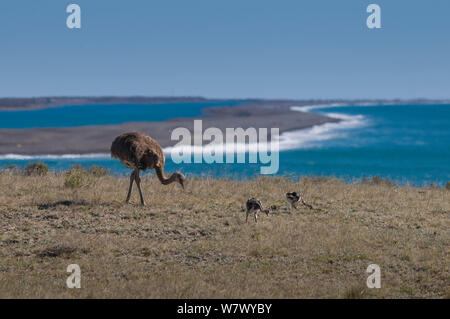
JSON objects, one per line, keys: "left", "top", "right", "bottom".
{"left": 164, "top": 142, "right": 266, "bottom": 155}
{"left": 283, "top": 105, "right": 369, "bottom": 149}
{"left": 277, "top": 112, "right": 367, "bottom": 150}
{"left": 290, "top": 103, "right": 345, "bottom": 113}
{"left": 0, "top": 104, "right": 368, "bottom": 160}
{"left": 163, "top": 104, "right": 368, "bottom": 154}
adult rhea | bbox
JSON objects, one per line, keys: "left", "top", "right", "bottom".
{"left": 111, "top": 132, "right": 186, "bottom": 205}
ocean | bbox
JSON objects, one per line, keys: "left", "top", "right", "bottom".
{"left": 1, "top": 102, "right": 449, "bottom": 186}
{"left": 0, "top": 101, "right": 242, "bottom": 128}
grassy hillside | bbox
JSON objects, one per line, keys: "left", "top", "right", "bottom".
{"left": 0, "top": 170, "right": 448, "bottom": 298}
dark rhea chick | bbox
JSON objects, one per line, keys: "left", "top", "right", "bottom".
{"left": 111, "top": 132, "right": 186, "bottom": 206}
{"left": 286, "top": 191, "right": 313, "bottom": 211}
{"left": 245, "top": 197, "right": 269, "bottom": 223}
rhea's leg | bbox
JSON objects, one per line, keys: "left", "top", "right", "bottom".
{"left": 246, "top": 210, "right": 249, "bottom": 223}
{"left": 302, "top": 199, "right": 313, "bottom": 209}
{"left": 135, "top": 170, "right": 146, "bottom": 206}
{"left": 125, "top": 170, "right": 136, "bottom": 203}
{"left": 254, "top": 211, "right": 258, "bottom": 223}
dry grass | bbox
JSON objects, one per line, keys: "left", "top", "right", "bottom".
{"left": 0, "top": 171, "right": 448, "bottom": 298}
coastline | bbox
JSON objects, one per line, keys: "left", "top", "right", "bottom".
{"left": 1, "top": 96, "right": 448, "bottom": 111}
{"left": 2, "top": 97, "right": 449, "bottom": 156}
{"left": 0, "top": 97, "right": 215, "bottom": 111}
{"left": 0, "top": 102, "right": 339, "bottom": 155}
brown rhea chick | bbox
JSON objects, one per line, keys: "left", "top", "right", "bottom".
{"left": 111, "top": 132, "right": 186, "bottom": 206}
{"left": 245, "top": 197, "right": 269, "bottom": 223}
{"left": 286, "top": 191, "right": 313, "bottom": 211}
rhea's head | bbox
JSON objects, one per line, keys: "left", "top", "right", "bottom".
{"left": 175, "top": 171, "right": 186, "bottom": 189}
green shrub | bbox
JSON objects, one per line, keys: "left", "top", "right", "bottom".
{"left": 24, "top": 162, "right": 49, "bottom": 176}
{"left": 64, "top": 169, "right": 93, "bottom": 189}
{"left": 89, "top": 165, "right": 109, "bottom": 177}
{"left": 445, "top": 182, "right": 450, "bottom": 191}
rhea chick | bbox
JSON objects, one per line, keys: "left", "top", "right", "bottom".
{"left": 246, "top": 197, "right": 269, "bottom": 223}
{"left": 286, "top": 192, "right": 313, "bottom": 211}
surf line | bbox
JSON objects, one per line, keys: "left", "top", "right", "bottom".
{"left": 166, "top": 119, "right": 280, "bottom": 175}
{"left": 282, "top": 105, "right": 369, "bottom": 149}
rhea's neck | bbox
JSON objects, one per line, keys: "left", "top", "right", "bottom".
{"left": 155, "top": 166, "right": 178, "bottom": 185}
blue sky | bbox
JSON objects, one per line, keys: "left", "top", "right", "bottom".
{"left": 0, "top": 0, "right": 449, "bottom": 99}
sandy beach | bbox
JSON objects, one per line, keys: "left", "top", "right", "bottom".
{"left": 0, "top": 99, "right": 339, "bottom": 155}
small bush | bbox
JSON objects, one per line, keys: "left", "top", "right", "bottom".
{"left": 370, "top": 176, "right": 394, "bottom": 187}
{"left": 64, "top": 169, "right": 94, "bottom": 189}
{"left": 2, "top": 164, "right": 20, "bottom": 173}
{"left": 89, "top": 165, "right": 109, "bottom": 177}
{"left": 445, "top": 182, "right": 450, "bottom": 191}
{"left": 24, "top": 162, "right": 49, "bottom": 176}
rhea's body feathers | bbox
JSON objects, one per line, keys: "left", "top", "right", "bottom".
{"left": 111, "top": 132, "right": 186, "bottom": 205}
{"left": 111, "top": 132, "right": 164, "bottom": 171}
{"left": 245, "top": 197, "right": 269, "bottom": 223}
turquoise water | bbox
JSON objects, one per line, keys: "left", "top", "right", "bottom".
{"left": 1, "top": 103, "right": 449, "bottom": 186}
{"left": 278, "top": 104, "right": 450, "bottom": 186}
{"left": 0, "top": 101, "right": 242, "bottom": 128}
